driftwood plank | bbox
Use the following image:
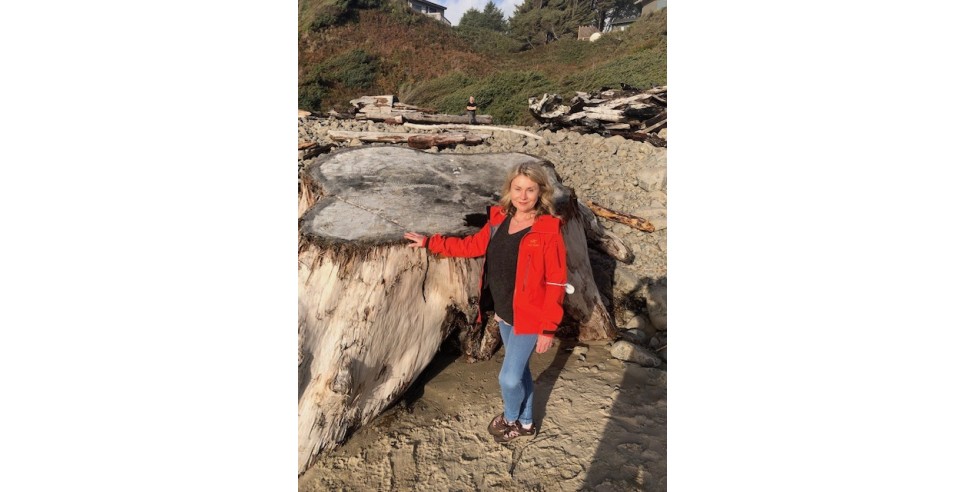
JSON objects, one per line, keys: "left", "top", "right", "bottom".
{"left": 641, "top": 119, "right": 667, "bottom": 134}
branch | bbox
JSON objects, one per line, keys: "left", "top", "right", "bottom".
{"left": 586, "top": 200, "right": 656, "bottom": 233}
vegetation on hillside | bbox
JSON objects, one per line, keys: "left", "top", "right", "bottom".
{"left": 298, "top": 0, "right": 666, "bottom": 125}
{"left": 458, "top": 1, "right": 508, "bottom": 33}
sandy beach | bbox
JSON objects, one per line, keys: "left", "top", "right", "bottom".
{"left": 298, "top": 337, "right": 667, "bottom": 491}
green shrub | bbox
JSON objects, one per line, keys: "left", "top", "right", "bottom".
{"left": 300, "top": 0, "right": 388, "bottom": 32}
{"left": 560, "top": 48, "right": 666, "bottom": 92}
{"left": 328, "top": 49, "right": 380, "bottom": 88}
{"left": 405, "top": 70, "right": 554, "bottom": 125}
{"left": 298, "top": 49, "right": 380, "bottom": 111}
{"left": 454, "top": 26, "right": 524, "bottom": 57}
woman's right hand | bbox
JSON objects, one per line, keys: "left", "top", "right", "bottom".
{"left": 403, "top": 232, "right": 427, "bottom": 248}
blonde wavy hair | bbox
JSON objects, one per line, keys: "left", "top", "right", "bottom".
{"left": 497, "top": 162, "right": 556, "bottom": 217}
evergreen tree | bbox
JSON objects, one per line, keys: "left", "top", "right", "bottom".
{"left": 590, "top": 0, "right": 639, "bottom": 31}
{"left": 509, "top": 0, "right": 595, "bottom": 49}
{"left": 459, "top": 1, "right": 509, "bottom": 32}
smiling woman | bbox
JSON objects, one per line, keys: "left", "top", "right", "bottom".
{"left": 404, "top": 161, "right": 570, "bottom": 442}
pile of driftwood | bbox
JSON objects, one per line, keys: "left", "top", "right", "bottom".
{"left": 528, "top": 85, "right": 667, "bottom": 147}
{"left": 328, "top": 95, "right": 493, "bottom": 125}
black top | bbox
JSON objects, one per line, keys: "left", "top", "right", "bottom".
{"left": 485, "top": 218, "right": 530, "bottom": 326}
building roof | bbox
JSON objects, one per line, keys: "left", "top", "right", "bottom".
{"left": 611, "top": 16, "right": 638, "bottom": 26}
{"left": 410, "top": 0, "right": 447, "bottom": 10}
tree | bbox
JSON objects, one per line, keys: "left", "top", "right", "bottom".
{"left": 589, "top": 0, "right": 638, "bottom": 31}
{"left": 458, "top": 1, "right": 509, "bottom": 32}
{"left": 509, "top": 0, "right": 594, "bottom": 49}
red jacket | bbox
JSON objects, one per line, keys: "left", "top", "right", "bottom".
{"left": 427, "top": 206, "right": 567, "bottom": 336}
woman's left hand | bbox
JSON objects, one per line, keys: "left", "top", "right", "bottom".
{"left": 535, "top": 334, "right": 554, "bottom": 354}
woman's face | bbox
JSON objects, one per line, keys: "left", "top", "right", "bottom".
{"left": 510, "top": 174, "right": 540, "bottom": 215}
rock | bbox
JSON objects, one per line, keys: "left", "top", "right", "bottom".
{"left": 612, "top": 265, "right": 644, "bottom": 298}
{"left": 572, "top": 346, "right": 589, "bottom": 357}
{"left": 623, "top": 313, "right": 653, "bottom": 332}
{"left": 635, "top": 166, "right": 667, "bottom": 192}
{"left": 619, "top": 328, "right": 650, "bottom": 346}
{"left": 644, "top": 280, "right": 667, "bottom": 331}
{"left": 609, "top": 340, "right": 662, "bottom": 367}
{"left": 604, "top": 135, "right": 625, "bottom": 155}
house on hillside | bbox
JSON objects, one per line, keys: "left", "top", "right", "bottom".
{"left": 637, "top": 0, "right": 667, "bottom": 16}
{"left": 407, "top": 0, "right": 451, "bottom": 25}
{"left": 605, "top": 17, "right": 638, "bottom": 33}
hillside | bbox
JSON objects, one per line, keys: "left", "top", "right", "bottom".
{"left": 298, "top": 1, "right": 666, "bottom": 125}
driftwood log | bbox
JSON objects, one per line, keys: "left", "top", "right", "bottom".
{"left": 586, "top": 201, "right": 656, "bottom": 233}
{"left": 575, "top": 202, "right": 635, "bottom": 263}
{"left": 298, "top": 140, "right": 334, "bottom": 161}
{"left": 297, "top": 147, "right": 620, "bottom": 474}
{"left": 402, "top": 122, "right": 543, "bottom": 140}
{"left": 326, "top": 130, "right": 489, "bottom": 149}
{"left": 346, "top": 94, "right": 494, "bottom": 125}
{"left": 528, "top": 86, "right": 667, "bottom": 146}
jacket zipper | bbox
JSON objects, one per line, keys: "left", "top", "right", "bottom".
{"left": 521, "top": 230, "right": 534, "bottom": 292}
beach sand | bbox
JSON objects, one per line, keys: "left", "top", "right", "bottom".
{"left": 298, "top": 337, "right": 667, "bottom": 491}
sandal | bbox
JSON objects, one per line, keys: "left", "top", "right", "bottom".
{"left": 493, "top": 420, "right": 536, "bottom": 443}
{"left": 488, "top": 414, "right": 510, "bottom": 436}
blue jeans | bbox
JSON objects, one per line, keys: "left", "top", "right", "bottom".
{"left": 497, "top": 319, "right": 538, "bottom": 425}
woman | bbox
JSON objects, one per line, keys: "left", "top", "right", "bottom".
{"left": 403, "top": 162, "right": 568, "bottom": 443}
{"left": 466, "top": 96, "right": 478, "bottom": 124}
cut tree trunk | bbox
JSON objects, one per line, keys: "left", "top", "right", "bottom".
{"left": 297, "top": 146, "right": 620, "bottom": 474}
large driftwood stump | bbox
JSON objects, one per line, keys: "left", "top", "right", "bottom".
{"left": 297, "top": 147, "right": 618, "bottom": 474}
